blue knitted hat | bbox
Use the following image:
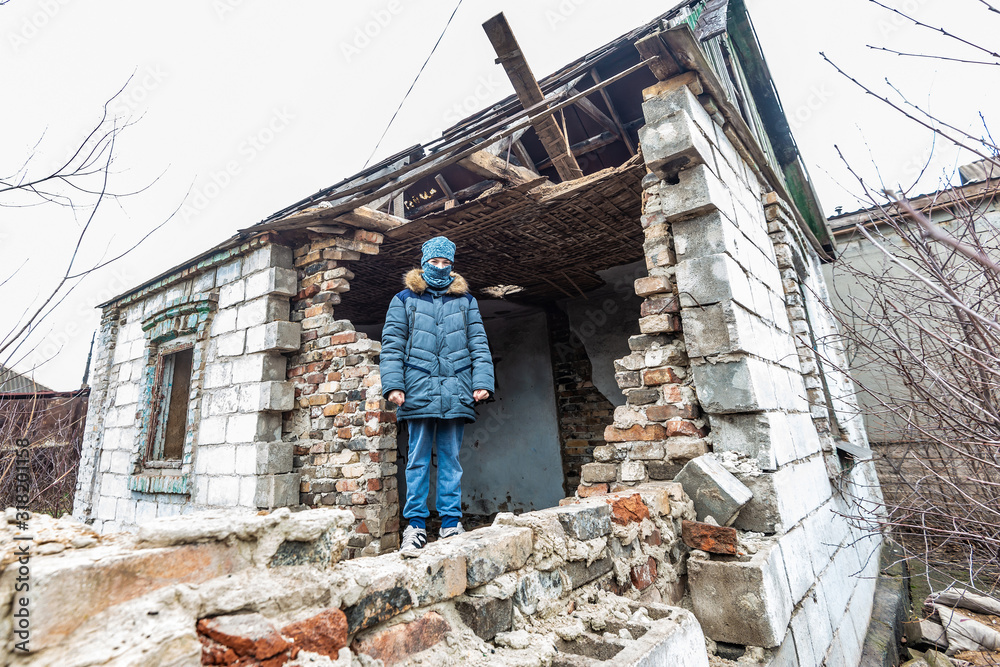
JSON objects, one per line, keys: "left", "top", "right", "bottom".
{"left": 421, "top": 236, "right": 456, "bottom": 264}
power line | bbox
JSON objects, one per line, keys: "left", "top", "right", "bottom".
{"left": 362, "top": 0, "right": 465, "bottom": 170}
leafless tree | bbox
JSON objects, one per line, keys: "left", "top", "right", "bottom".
{"left": 820, "top": 0, "right": 1000, "bottom": 626}
{"left": 1, "top": 81, "right": 175, "bottom": 514}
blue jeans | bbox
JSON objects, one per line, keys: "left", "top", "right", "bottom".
{"left": 403, "top": 417, "right": 465, "bottom": 521}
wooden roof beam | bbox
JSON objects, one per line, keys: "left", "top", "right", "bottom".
{"left": 483, "top": 13, "right": 583, "bottom": 182}
{"left": 458, "top": 149, "right": 547, "bottom": 187}
{"left": 278, "top": 205, "right": 406, "bottom": 233}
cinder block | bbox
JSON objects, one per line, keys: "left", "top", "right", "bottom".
{"left": 676, "top": 252, "right": 753, "bottom": 310}
{"left": 672, "top": 210, "right": 744, "bottom": 264}
{"left": 245, "top": 267, "right": 297, "bottom": 299}
{"left": 255, "top": 441, "right": 294, "bottom": 475}
{"left": 454, "top": 595, "right": 512, "bottom": 641}
{"left": 641, "top": 80, "right": 717, "bottom": 145}
{"left": 659, "top": 164, "right": 733, "bottom": 224}
{"left": 688, "top": 538, "right": 793, "bottom": 647}
{"left": 733, "top": 456, "right": 832, "bottom": 533}
{"left": 244, "top": 244, "right": 293, "bottom": 273}
{"left": 248, "top": 381, "right": 295, "bottom": 412}
{"left": 236, "top": 296, "right": 290, "bottom": 330}
{"left": 206, "top": 475, "right": 240, "bottom": 506}
{"left": 708, "top": 411, "right": 797, "bottom": 471}
{"left": 254, "top": 472, "right": 301, "bottom": 508}
{"left": 639, "top": 107, "right": 716, "bottom": 180}
{"left": 216, "top": 330, "right": 246, "bottom": 357}
{"left": 195, "top": 445, "right": 236, "bottom": 475}
{"left": 792, "top": 587, "right": 834, "bottom": 667}
{"left": 777, "top": 526, "right": 816, "bottom": 604}
{"left": 231, "top": 353, "right": 287, "bottom": 383}
{"left": 512, "top": 569, "right": 563, "bottom": 615}
{"left": 673, "top": 455, "right": 752, "bottom": 525}
{"left": 549, "top": 504, "right": 612, "bottom": 541}
{"left": 245, "top": 321, "right": 301, "bottom": 353}
{"left": 691, "top": 356, "right": 780, "bottom": 413}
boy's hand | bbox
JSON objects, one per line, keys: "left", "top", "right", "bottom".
{"left": 473, "top": 389, "right": 489, "bottom": 402}
{"left": 388, "top": 390, "right": 405, "bottom": 406}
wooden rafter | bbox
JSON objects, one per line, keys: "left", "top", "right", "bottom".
{"left": 483, "top": 13, "right": 583, "bottom": 182}
{"left": 459, "top": 150, "right": 547, "bottom": 187}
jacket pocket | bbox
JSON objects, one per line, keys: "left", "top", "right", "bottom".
{"left": 402, "top": 362, "right": 434, "bottom": 410}
{"left": 455, "top": 363, "right": 474, "bottom": 406}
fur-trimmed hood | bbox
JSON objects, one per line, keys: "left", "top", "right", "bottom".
{"left": 404, "top": 268, "right": 469, "bottom": 295}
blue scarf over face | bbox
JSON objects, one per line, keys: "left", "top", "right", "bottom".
{"left": 422, "top": 261, "right": 454, "bottom": 291}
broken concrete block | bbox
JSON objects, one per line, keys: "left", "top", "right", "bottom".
{"left": 708, "top": 411, "right": 797, "bottom": 471}
{"left": 690, "top": 356, "right": 780, "bottom": 414}
{"left": 446, "top": 525, "right": 533, "bottom": 588}
{"left": 513, "top": 569, "right": 564, "bottom": 615}
{"left": 552, "top": 503, "right": 612, "bottom": 541}
{"left": 343, "top": 583, "right": 414, "bottom": 635}
{"left": 676, "top": 252, "right": 753, "bottom": 310}
{"left": 639, "top": 106, "right": 716, "bottom": 180}
{"left": 563, "top": 555, "right": 614, "bottom": 589}
{"left": 688, "top": 538, "right": 793, "bottom": 647}
{"left": 681, "top": 520, "right": 737, "bottom": 555}
{"left": 454, "top": 595, "right": 513, "bottom": 641}
{"left": 673, "top": 456, "right": 752, "bottom": 525}
{"left": 350, "top": 611, "right": 450, "bottom": 666}
{"left": 732, "top": 456, "right": 832, "bottom": 533}
{"left": 659, "top": 164, "right": 733, "bottom": 225}
{"left": 12, "top": 542, "right": 244, "bottom": 651}
{"left": 403, "top": 548, "right": 467, "bottom": 606}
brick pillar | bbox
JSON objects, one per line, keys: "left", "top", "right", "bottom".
{"left": 285, "top": 229, "right": 400, "bottom": 557}
{"left": 546, "top": 306, "right": 616, "bottom": 497}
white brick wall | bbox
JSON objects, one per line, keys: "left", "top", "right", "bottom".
{"left": 75, "top": 242, "right": 303, "bottom": 535}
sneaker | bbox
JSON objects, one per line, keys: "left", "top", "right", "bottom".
{"left": 439, "top": 522, "right": 465, "bottom": 539}
{"left": 400, "top": 525, "right": 427, "bottom": 557}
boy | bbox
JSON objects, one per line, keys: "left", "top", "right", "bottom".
{"left": 379, "top": 236, "right": 495, "bottom": 555}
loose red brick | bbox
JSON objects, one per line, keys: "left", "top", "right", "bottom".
{"left": 640, "top": 296, "right": 680, "bottom": 317}
{"left": 367, "top": 478, "right": 382, "bottom": 491}
{"left": 577, "top": 483, "right": 608, "bottom": 498}
{"left": 664, "top": 420, "right": 707, "bottom": 438}
{"left": 643, "top": 367, "right": 682, "bottom": 385}
{"left": 606, "top": 493, "right": 651, "bottom": 525}
{"left": 197, "top": 613, "right": 290, "bottom": 660}
{"left": 634, "top": 276, "right": 671, "bottom": 297}
{"left": 281, "top": 609, "right": 348, "bottom": 659}
{"left": 681, "top": 520, "right": 737, "bottom": 555}
{"left": 322, "top": 404, "right": 344, "bottom": 417}
{"left": 329, "top": 332, "right": 358, "bottom": 345}
{"left": 646, "top": 404, "right": 699, "bottom": 421}
{"left": 604, "top": 424, "right": 667, "bottom": 442}
{"left": 630, "top": 557, "right": 658, "bottom": 591}
{"left": 351, "top": 612, "right": 451, "bottom": 667}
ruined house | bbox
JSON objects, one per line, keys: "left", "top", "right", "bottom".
{"left": 56, "top": 2, "right": 890, "bottom": 664}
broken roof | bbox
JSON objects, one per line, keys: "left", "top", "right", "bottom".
{"left": 102, "top": 0, "right": 832, "bottom": 309}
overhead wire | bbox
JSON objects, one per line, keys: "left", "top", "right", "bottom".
{"left": 362, "top": 0, "right": 465, "bottom": 170}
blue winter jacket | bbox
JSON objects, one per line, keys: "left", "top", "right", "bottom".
{"left": 380, "top": 268, "right": 495, "bottom": 423}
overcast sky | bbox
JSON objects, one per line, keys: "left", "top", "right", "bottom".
{"left": 2, "top": 0, "right": 996, "bottom": 390}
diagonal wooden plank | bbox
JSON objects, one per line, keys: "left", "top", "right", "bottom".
{"left": 483, "top": 13, "right": 583, "bottom": 182}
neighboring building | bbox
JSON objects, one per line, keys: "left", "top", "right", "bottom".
{"left": 0, "top": 365, "right": 89, "bottom": 515}
{"left": 71, "top": 2, "right": 885, "bottom": 662}
{"left": 824, "top": 161, "right": 1000, "bottom": 508}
